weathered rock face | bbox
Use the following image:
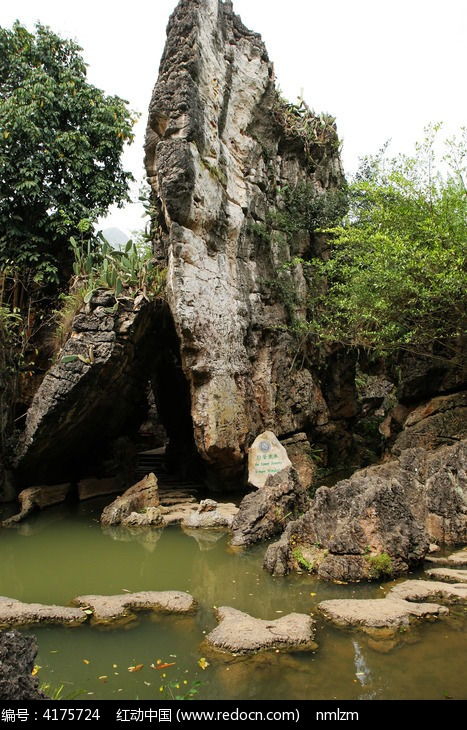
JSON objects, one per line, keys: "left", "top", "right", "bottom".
{"left": 15, "top": 292, "right": 159, "bottom": 486}
{"left": 0, "top": 630, "right": 46, "bottom": 700}
{"left": 280, "top": 432, "right": 316, "bottom": 489}
{"left": 264, "top": 440, "right": 467, "bottom": 581}
{"left": 391, "top": 391, "right": 467, "bottom": 455}
{"left": 231, "top": 466, "right": 309, "bottom": 546}
{"left": 145, "top": 0, "right": 342, "bottom": 481}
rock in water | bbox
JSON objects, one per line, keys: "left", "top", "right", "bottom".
{"left": 2, "top": 483, "right": 71, "bottom": 527}
{"left": 0, "top": 630, "right": 46, "bottom": 700}
{"left": 231, "top": 466, "right": 309, "bottom": 546}
{"left": 204, "top": 606, "right": 317, "bottom": 655}
{"left": 248, "top": 431, "right": 292, "bottom": 488}
{"left": 100, "top": 473, "right": 162, "bottom": 526}
{"left": 144, "top": 0, "right": 342, "bottom": 482}
{"left": 264, "top": 440, "right": 467, "bottom": 581}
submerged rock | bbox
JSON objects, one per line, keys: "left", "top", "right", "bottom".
{"left": 387, "top": 579, "right": 467, "bottom": 604}
{"left": 72, "top": 591, "right": 196, "bottom": 624}
{"left": 100, "top": 473, "right": 162, "bottom": 526}
{"left": 0, "top": 597, "right": 87, "bottom": 628}
{"left": 204, "top": 606, "right": 317, "bottom": 655}
{"left": 2, "top": 483, "right": 71, "bottom": 527}
{"left": 0, "top": 630, "right": 46, "bottom": 700}
{"left": 231, "top": 466, "right": 309, "bottom": 547}
{"left": 318, "top": 598, "right": 448, "bottom": 630}
{"left": 183, "top": 499, "right": 238, "bottom": 528}
{"left": 264, "top": 440, "right": 467, "bottom": 581}
{"left": 425, "top": 568, "right": 467, "bottom": 583}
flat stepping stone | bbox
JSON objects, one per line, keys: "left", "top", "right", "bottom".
{"left": 318, "top": 598, "right": 447, "bottom": 629}
{"left": 388, "top": 579, "right": 467, "bottom": 604}
{"left": 0, "top": 597, "right": 87, "bottom": 628}
{"left": 205, "top": 606, "right": 317, "bottom": 655}
{"left": 425, "top": 549, "right": 467, "bottom": 567}
{"left": 72, "top": 591, "right": 196, "bottom": 624}
{"left": 426, "top": 568, "right": 467, "bottom": 584}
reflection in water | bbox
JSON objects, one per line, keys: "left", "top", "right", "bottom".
{"left": 352, "top": 640, "right": 377, "bottom": 700}
{"left": 0, "top": 500, "right": 466, "bottom": 700}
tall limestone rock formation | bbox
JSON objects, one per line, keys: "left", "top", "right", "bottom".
{"left": 145, "top": 0, "right": 344, "bottom": 481}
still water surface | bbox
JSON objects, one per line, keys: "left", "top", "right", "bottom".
{"left": 1, "top": 500, "right": 466, "bottom": 700}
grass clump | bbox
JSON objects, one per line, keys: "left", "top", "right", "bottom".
{"left": 365, "top": 551, "right": 393, "bottom": 579}
{"left": 292, "top": 547, "right": 314, "bottom": 573}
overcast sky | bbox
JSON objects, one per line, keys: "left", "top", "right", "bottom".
{"left": 2, "top": 0, "right": 466, "bottom": 235}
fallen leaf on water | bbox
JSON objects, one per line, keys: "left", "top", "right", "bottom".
{"left": 169, "top": 654, "right": 177, "bottom": 658}
{"left": 112, "top": 664, "right": 118, "bottom": 669}
{"left": 121, "top": 589, "right": 131, "bottom": 593}
{"left": 309, "top": 592, "right": 316, "bottom": 597}
{"left": 83, "top": 659, "right": 90, "bottom": 665}
{"left": 198, "top": 657, "right": 210, "bottom": 670}
{"left": 154, "top": 662, "right": 176, "bottom": 671}
{"left": 144, "top": 681, "right": 151, "bottom": 686}
{"left": 49, "top": 650, "right": 59, "bottom": 654}
{"left": 31, "top": 665, "right": 41, "bottom": 676}
{"left": 98, "top": 676, "right": 108, "bottom": 682}
{"left": 128, "top": 664, "right": 144, "bottom": 673}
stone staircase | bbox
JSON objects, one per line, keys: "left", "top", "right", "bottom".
{"left": 135, "top": 447, "right": 201, "bottom": 504}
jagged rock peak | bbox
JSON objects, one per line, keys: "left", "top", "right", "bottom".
{"left": 145, "top": 0, "right": 343, "bottom": 480}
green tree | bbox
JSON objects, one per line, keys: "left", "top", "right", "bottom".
{"left": 0, "top": 21, "right": 136, "bottom": 292}
{"left": 306, "top": 125, "right": 467, "bottom": 361}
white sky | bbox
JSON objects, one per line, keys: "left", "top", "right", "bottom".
{"left": 2, "top": 0, "right": 466, "bottom": 235}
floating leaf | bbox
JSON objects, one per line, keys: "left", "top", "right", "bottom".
{"left": 154, "top": 662, "right": 176, "bottom": 671}
{"left": 83, "top": 659, "right": 90, "bottom": 665}
{"left": 98, "top": 676, "right": 108, "bottom": 682}
{"left": 198, "top": 658, "right": 210, "bottom": 671}
{"left": 128, "top": 664, "right": 144, "bottom": 673}
{"left": 31, "top": 665, "right": 41, "bottom": 676}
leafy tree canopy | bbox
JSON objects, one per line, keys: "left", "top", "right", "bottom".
{"left": 0, "top": 21, "right": 137, "bottom": 287}
{"left": 298, "top": 124, "right": 467, "bottom": 360}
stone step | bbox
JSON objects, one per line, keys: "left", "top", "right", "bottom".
{"left": 425, "top": 567, "right": 467, "bottom": 584}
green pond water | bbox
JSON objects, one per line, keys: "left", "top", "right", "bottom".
{"left": 1, "top": 499, "right": 466, "bottom": 701}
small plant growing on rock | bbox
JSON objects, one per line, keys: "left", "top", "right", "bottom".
{"left": 292, "top": 547, "right": 314, "bottom": 572}
{"left": 365, "top": 552, "right": 393, "bottom": 579}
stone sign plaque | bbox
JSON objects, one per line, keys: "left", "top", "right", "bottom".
{"left": 248, "top": 430, "right": 291, "bottom": 488}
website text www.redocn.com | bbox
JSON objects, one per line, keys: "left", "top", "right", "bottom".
{"left": 175, "top": 707, "right": 359, "bottom": 722}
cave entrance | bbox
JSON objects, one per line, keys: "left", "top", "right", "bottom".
{"left": 133, "top": 303, "right": 204, "bottom": 488}
{"left": 14, "top": 300, "right": 203, "bottom": 493}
